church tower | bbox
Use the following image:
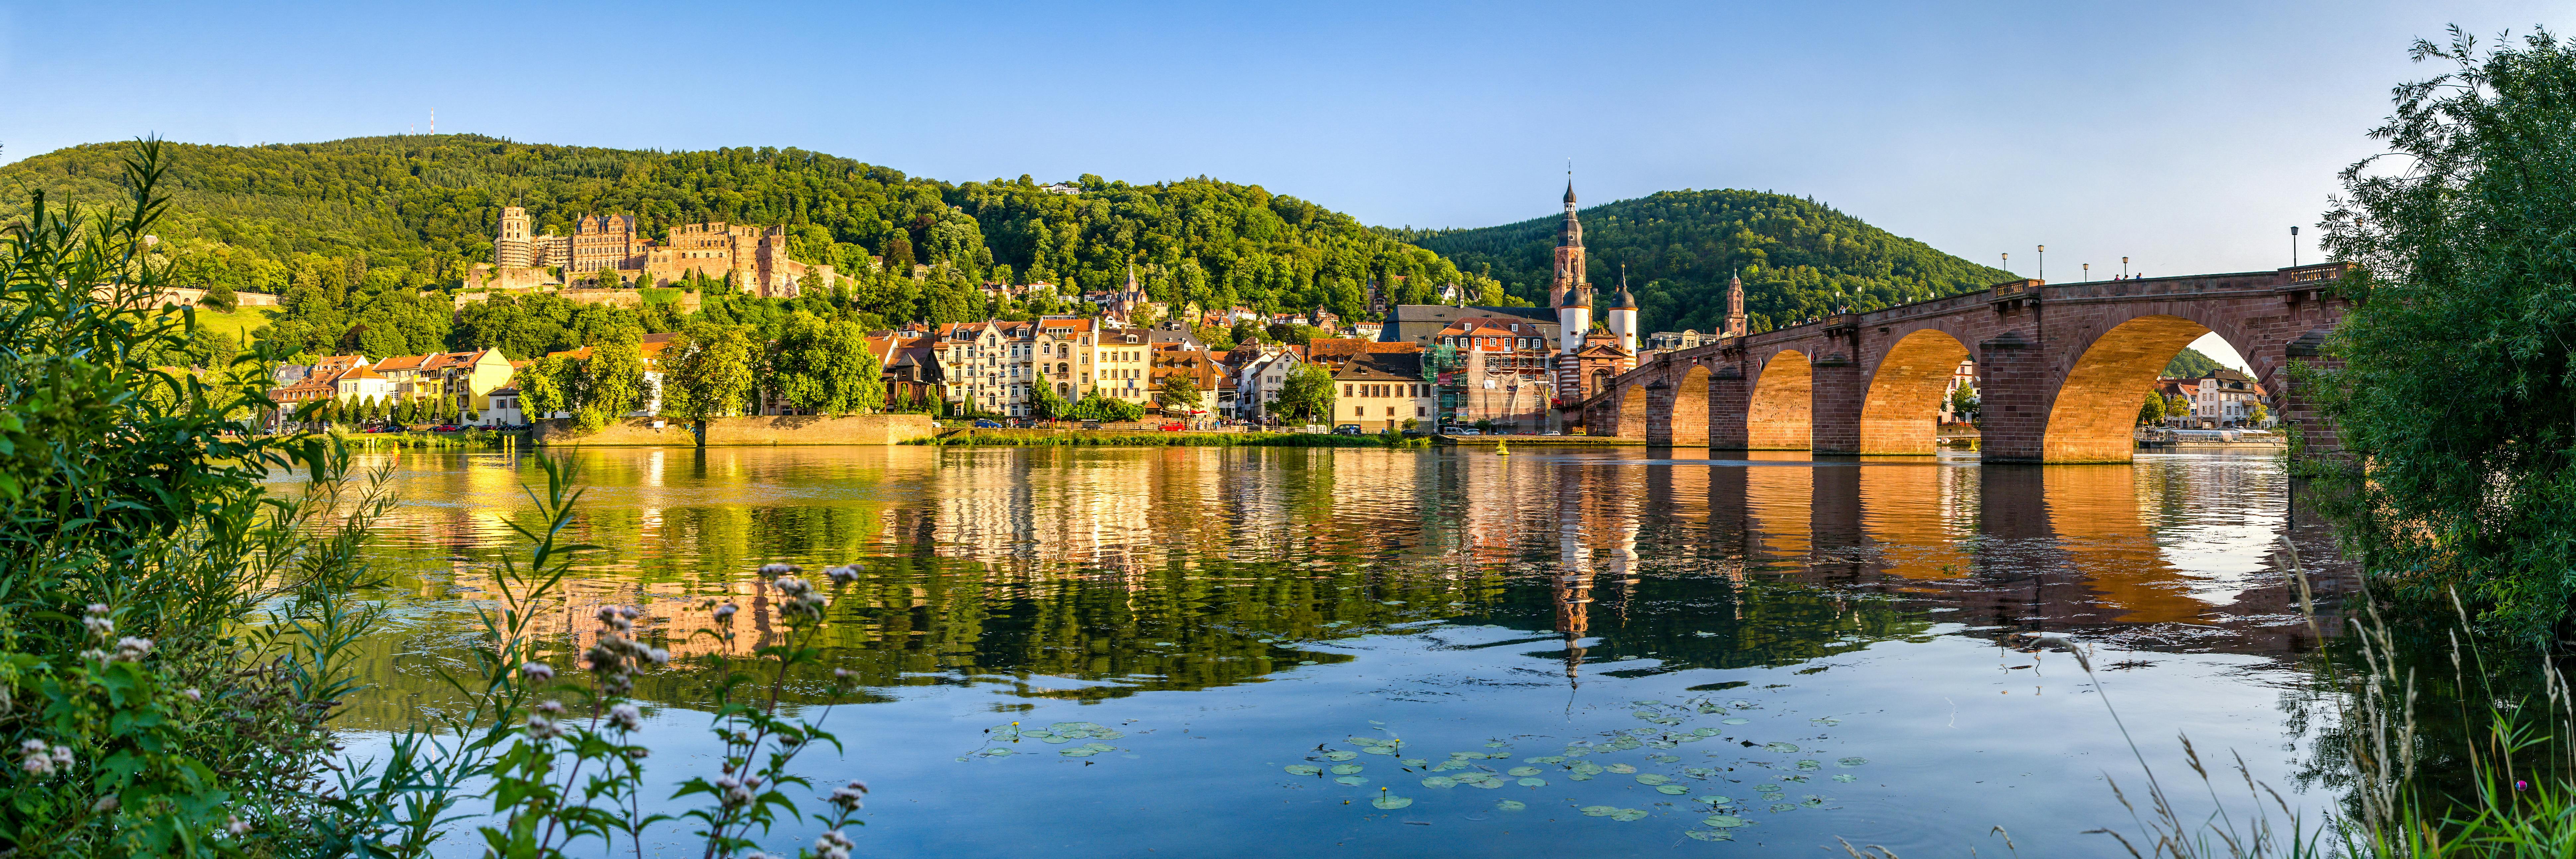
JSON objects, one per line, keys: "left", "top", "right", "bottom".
{"left": 1723, "top": 270, "right": 1749, "bottom": 338}
{"left": 1551, "top": 179, "right": 1592, "bottom": 354}
{"left": 1608, "top": 266, "right": 1639, "bottom": 353}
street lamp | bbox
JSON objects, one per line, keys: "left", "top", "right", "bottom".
{"left": 2000, "top": 252, "right": 2009, "bottom": 275}
{"left": 2122, "top": 256, "right": 2130, "bottom": 279}
{"left": 2083, "top": 262, "right": 2090, "bottom": 282}
{"left": 2036, "top": 245, "right": 2044, "bottom": 281}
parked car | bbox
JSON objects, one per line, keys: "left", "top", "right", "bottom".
{"left": 1159, "top": 422, "right": 1185, "bottom": 431}
{"left": 1542, "top": 430, "right": 1564, "bottom": 436}
{"left": 972, "top": 419, "right": 1002, "bottom": 429}
{"left": 434, "top": 424, "right": 459, "bottom": 432}
{"left": 1332, "top": 425, "right": 1363, "bottom": 436}
{"left": 1448, "top": 426, "right": 1481, "bottom": 436}
{"left": 1081, "top": 420, "right": 1102, "bottom": 430}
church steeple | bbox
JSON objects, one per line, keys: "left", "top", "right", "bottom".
{"left": 1549, "top": 175, "right": 1592, "bottom": 355}
{"left": 1724, "top": 269, "right": 1749, "bottom": 338}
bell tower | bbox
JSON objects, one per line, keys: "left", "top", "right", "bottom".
{"left": 1552, "top": 178, "right": 1591, "bottom": 354}
{"left": 1724, "top": 270, "right": 1748, "bottom": 338}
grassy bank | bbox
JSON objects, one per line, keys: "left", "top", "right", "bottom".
{"left": 910, "top": 430, "right": 1423, "bottom": 448}
{"left": 323, "top": 427, "right": 522, "bottom": 449}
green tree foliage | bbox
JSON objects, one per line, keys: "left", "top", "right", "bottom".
{"left": 2138, "top": 391, "right": 2165, "bottom": 426}
{"left": 517, "top": 355, "right": 579, "bottom": 421}
{"left": 577, "top": 333, "right": 646, "bottom": 431}
{"left": 1070, "top": 391, "right": 1144, "bottom": 422}
{"left": 1273, "top": 365, "right": 1336, "bottom": 423}
{"left": 662, "top": 322, "right": 760, "bottom": 429}
{"left": 1030, "top": 382, "right": 1072, "bottom": 421}
{"left": 1396, "top": 189, "right": 2014, "bottom": 334}
{"left": 2310, "top": 28, "right": 2576, "bottom": 639}
{"left": 1158, "top": 372, "right": 1202, "bottom": 414}
{"left": 767, "top": 311, "right": 885, "bottom": 415}
{"left": 199, "top": 281, "right": 236, "bottom": 312}
{"left": 2163, "top": 347, "right": 2224, "bottom": 378}
{"left": 2165, "top": 393, "right": 2192, "bottom": 421}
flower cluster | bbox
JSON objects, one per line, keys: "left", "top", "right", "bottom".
{"left": 583, "top": 606, "right": 669, "bottom": 696}
{"left": 828, "top": 779, "right": 869, "bottom": 811}
{"left": 767, "top": 565, "right": 827, "bottom": 623}
{"left": 81, "top": 603, "right": 114, "bottom": 637}
{"left": 814, "top": 829, "right": 856, "bottom": 859}
{"left": 526, "top": 700, "right": 569, "bottom": 740}
{"left": 19, "top": 739, "right": 74, "bottom": 776}
{"left": 823, "top": 563, "right": 864, "bottom": 585}
{"left": 714, "top": 774, "right": 759, "bottom": 808}
{"left": 607, "top": 703, "right": 643, "bottom": 732}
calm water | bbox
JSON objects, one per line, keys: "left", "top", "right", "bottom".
{"left": 329, "top": 446, "right": 2357, "bottom": 857}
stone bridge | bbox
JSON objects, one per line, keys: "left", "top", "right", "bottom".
{"left": 1566, "top": 264, "right": 2349, "bottom": 462}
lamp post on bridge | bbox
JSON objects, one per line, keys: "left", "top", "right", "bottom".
{"left": 2000, "top": 252, "right": 2009, "bottom": 276}
{"left": 2084, "top": 262, "right": 2091, "bottom": 282}
{"left": 2037, "top": 245, "right": 2044, "bottom": 281}
{"left": 2122, "top": 256, "right": 2129, "bottom": 279}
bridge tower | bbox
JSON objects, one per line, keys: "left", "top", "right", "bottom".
{"left": 1608, "top": 267, "right": 1639, "bottom": 353}
{"left": 1723, "top": 271, "right": 1748, "bottom": 338}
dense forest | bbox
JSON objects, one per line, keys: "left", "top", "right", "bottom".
{"left": 0, "top": 135, "right": 1512, "bottom": 357}
{"left": 1393, "top": 189, "right": 2015, "bottom": 334}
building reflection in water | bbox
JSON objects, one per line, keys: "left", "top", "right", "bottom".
{"left": 333, "top": 446, "right": 2348, "bottom": 726}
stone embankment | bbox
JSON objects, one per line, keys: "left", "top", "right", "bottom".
{"left": 531, "top": 414, "right": 934, "bottom": 446}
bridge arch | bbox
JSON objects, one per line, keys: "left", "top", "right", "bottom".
{"left": 1748, "top": 349, "right": 1812, "bottom": 450}
{"left": 1614, "top": 383, "right": 1649, "bottom": 440}
{"left": 1859, "top": 329, "right": 1971, "bottom": 455}
{"left": 1660, "top": 363, "right": 1714, "bottom": 446}
{"left": 2043, "top": 312, "right": 2245, "bottom": 462}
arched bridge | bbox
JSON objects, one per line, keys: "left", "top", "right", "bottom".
{"left": 1566, "top": 264, "right": 2348, "bottom": 462}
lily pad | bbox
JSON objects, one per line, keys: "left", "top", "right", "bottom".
{"left": 1525, "top": 755, "right": 1566, "bottom": 764}
{"left": 1692, "top": 727, "right": 1722, "bottom": 737}
{"left": 1834, "top": 774, "right": 1857, "bottom": 783}
{"left": 1322, "top": 750, "right": 1358, "bottom": 761}
{"left": 1796, "top": 760, "right": 1821, "bottom": 771}
{"left": 1838, "top": 757, "right": 1868, "bottom": 768}
{"left": 1655, "top": 785, "right": 1691, "bottom": 795}
{"left": 1697, "top": 795, "right": 1733, "bottom": 805}
{"left": 1372, "top": 794, "right": 1413, "bottom": 810}
{"left": 1495, "top": 800, "right": 1528, "bottom": 812}
{"left": 1285, "top": 764, "right": 1323, "bottom": 776}
{"left": 1579, "top": 806, "right": 1620, "bottom": 817}
{"left": 1518, "top": 777, "right": 1548, "bottom": 787}
{"left": 1685, "top": 829, "right": 1735, "bottom": 841}
{"left": 1721, "top": 718, "right": 1750, "bottom": 725}
{"left": 1761, "top": 742, "right": 1798, "bottom": 753}
{"left": 1420, "top": 776, "right": 1457, "bottom": 788}
{"left": 1041, "top": 735, "right": 1072, "bottom": 744}
{"left": 1400, "top": 758, "right": 1426, "bottom": 767}
{"left": 1704, "top": 815, "right": 1747, "bottom": 828}
{"left": 1334, "top": 775, "right": 1368, "bottom": 786}
{"left": 1769, "top": 803, "right": 1798, "bottom": 812}
{"left": 1610, "top": 809, "right": 1649, "bottom": 822}
{"left": 1361, "top": 746, "right": 1397, "bottom": 755}
{"left": 1485, "top": 741, "right": 1508, "bottom": 748}
{"left": 981, "top": 747, "right": 1014, "bottom": 756}
{"left": 1605, "top": 763, "right": 1638, "bottom": 775}
{"left": 1331, "top": 764, "right": 1363, "bottom": 775}
{"left": 1755, "top": 784, "right": 1781, "bottom": 793}
{"left": 1728, "top": 700, "right": 1755, "bottom": 708}
{"left": 1507, "top": 767, "right": 1541, "bottom": 777}
{"left": 1636, "top": 774, "right": 1672, "bottom": 785}
{"left": 1569, "top": 761, "right": 1606, "bottom": 776}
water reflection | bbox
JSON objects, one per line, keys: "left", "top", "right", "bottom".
{"left": 329, "top": 446, "right": 2350, "bottom": 856}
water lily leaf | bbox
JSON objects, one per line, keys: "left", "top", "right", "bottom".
{"left": 1762, "top": 742, "right": 1798, "bottom": 753}
{"left": 1656, "top": 784, "right": 1691, "bottom": 795}
{"left": 1810, "top": 717, "right": 1841, "bottom": 726}
{"left": 1372, "top": 794, "right": 1412, "bottom": 810}
{"left": 1693, "top": 727, "right": 1722, "bottom": 737}
{"left": 1401, "top": 758, "right": 1427, "bottom": 767}
{"left": 1728, "top": 700, "right": 1755, "bottom": 708}
{"left": 1334, "top": 775, "right": 1368, "bottom": 786}
{"left": 1518, "top": 777, "right": 1548, "bottom": 787}
{"left": 1610, "top": 809, "right": 1649, "bottom": 822}
{"left": 1796, "top": 760, "right": 1821, "bottom": 771}
{"left": 1579, "top": 806, "right": 1619, "bottom": 817}
{"left": 1495, "top": 800, "right": 1528, "bottom": 811}
{"left": 1286, "top": 764, "right": 1323, "bottom": 776}
{"left": 1636, "top": 774, "right": 1672, "bottom": 785}
{"left": 1685, "top": 829, "right": 1734, "bottom": 841}
{"left": 982, "top": 747, "right": 1014, "bottom": 756}
{"left": 1649, "top": 755, "right": 1681, "bottom": 764}
{"left": 1526, "top": 755, "right": 1565, "bottom": 764}
{"left": 1803, "top": 796, "right": 1826, "bottom": 807}
{"left": 1507, "top": 766, "right": 1540, "bottom": 777}
{"left": 1485, "top": 741, "right": 1508, "bottom": 748}
{"left": 1041, "top": 735, "right": 1072, "bottom": 744}
{"left": 1361, "top": 746, "right": 1396, "bottom": 755}
{"left": 1837, "top": 757, "right": 1868, "bottom": 768}
{"left": 1331, "top": 764, "right": 1363, "bottom": 775}
{"left": 1756, "top": 784, "right": 1780, "bottom": 793}
{"left": 1608, "top": 738, "right": 1643, "bottom": 750}
{"left": 1683, "top": 767, "right": 1714, "bottom": 778}
{"left": 1420, "top": 776, "right": 1457, "bottom": 788}
{"left": 1769, "top": 803, "right": 1798, "bottom": 812}
{"left": 1697, "top": 795, "right": 1732, "bottom": 805}
{"left": 1567, "top": 772, "right": 1593, "bottom": 781}
{"left": 1465, "top": 774, "right": 1506, "bottom": 789}
{"left": 1061, "top": 748, "right": 1096, "bottom": 757}
{"left": 1633, "top": 700, "right": 1660, "bottom": 705}
{"left": 1569, "top": 761, "right": 1606, "bottom": 776}
{"left": 1322, "top": 750, "right": 1358, "bottom": 761}
{"left": 1833, "top": 774, "right": 1857, "bottom": 783}
{"left": 1704, "top": 815, "right": 1747, "bottom": 828}
{"left": 1605, "top": 763, "right": 1638, "bottom": 775}
{"left": 1721, "top": 718, "right": 1750, "bottom": 725}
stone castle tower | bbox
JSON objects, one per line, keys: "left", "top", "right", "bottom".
{"left": 495, "top": 206, "right": 534, "bottom": 267}
{"left": 1551, "top": 180, "right": 1593, "bottom": 354}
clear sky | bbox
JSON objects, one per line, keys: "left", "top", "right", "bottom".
{"left": 2, "top": 0, "right": 2558, "bottom": 364}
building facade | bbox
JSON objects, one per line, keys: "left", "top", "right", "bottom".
{"left": 490, "top": 206, "right": 831, "bottom": 298}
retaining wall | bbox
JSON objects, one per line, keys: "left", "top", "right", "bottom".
{"left": 532, "top": 414, "right": 934, "bottom": 446}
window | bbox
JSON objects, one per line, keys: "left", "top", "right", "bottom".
{"left": 1353, "top": 406, "right": 1364, "bottom": 417}
{"left": 1417, "top": 407, "right": 1426, "bottom": 417}
{"left": 1386, "top": 407, "right": 1396, "bottom": 417}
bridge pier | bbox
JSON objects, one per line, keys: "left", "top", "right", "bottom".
{"left": 1709, "top": 366, "right": 1749, "bottom": 449}
{"left": 1644, "top": 380, "right": 1675, "bottom": 446}
{"left": 1812, "top": 355, "right": 1864, "bottom": 455}
{"left": 1974, "top": 332, "right": 2048, "bottom": 462}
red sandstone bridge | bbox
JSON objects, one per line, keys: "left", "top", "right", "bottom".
{"left": 1565, "top": 264, "right": 2349, "bottom": 462}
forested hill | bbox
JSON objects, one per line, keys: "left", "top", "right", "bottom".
{"left": 1391, "top": 189, "right": 2015, "bottom": 335}
{"left": 0, "top": 135, "right": 1509, "bottom": 322}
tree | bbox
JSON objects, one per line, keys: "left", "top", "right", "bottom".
{"left": 596, "top": 267, "right": 623, "bottom": 289}
{"left": 1031, "top": 383, "right": 1072, "bottom": 421}
{"left": 2165, "top": 394, "right": 2192, "bottom": 423}
{"left": 578, "top": 334, "right": 646, "bottom": 431}
{"left": 201, "top": 281, "right": 238, "bottom": 313}
{"left": 1070, "top": 391, "right": 1143, "bottom": 422}
{"left": 1229, "top": 319, "right": 1261, "bottom": 345}
{"left": 2246, "top": 401, "right": 2269, "bottom": 426}
{"left": 1273, "top": 364, "right": 1335, "bottom": 424}
{"left": 518, "top": 355, "right": 580, "bottom": 423}
{"left": 662, "top": 322, "right": 760, "bottom": 435}
{"left": 2307, "top": 28, "right": 2576, "bottom": 639}
{"left": 1157, "top": 371, "right": 1202, "bottom": 415}
{"left": 768, "top": 311, "right": 884, "bottom": 415}
{"left": 2137, "top": 391, "right": 2165, "bottom": 426}
{"left": 1947, "top": 383, "right": 1978, "bottom": 421}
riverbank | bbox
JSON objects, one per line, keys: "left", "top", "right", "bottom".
{"left": 1438, "top": 434, "right": 1642, "bottom": 447}
{"left": 532, "top": 414, "right": 934, "bottom": 446}
{"left": 912, "top": 429, "right": 1402, "bottom": 447}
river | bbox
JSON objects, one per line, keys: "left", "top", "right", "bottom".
{"left": 327, "top": 445, "right": 2356, "bottom": 857}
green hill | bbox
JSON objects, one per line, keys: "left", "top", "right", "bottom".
{"left": 1391, "top": 189, "right": 2016, "bottom": 335}
{"left": 0, "top": 135, "right": 1509, "bottom": 355}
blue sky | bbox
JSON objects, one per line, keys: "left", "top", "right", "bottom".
{"left": 1, "top": 0, "right": 2558, "bottom": 362}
